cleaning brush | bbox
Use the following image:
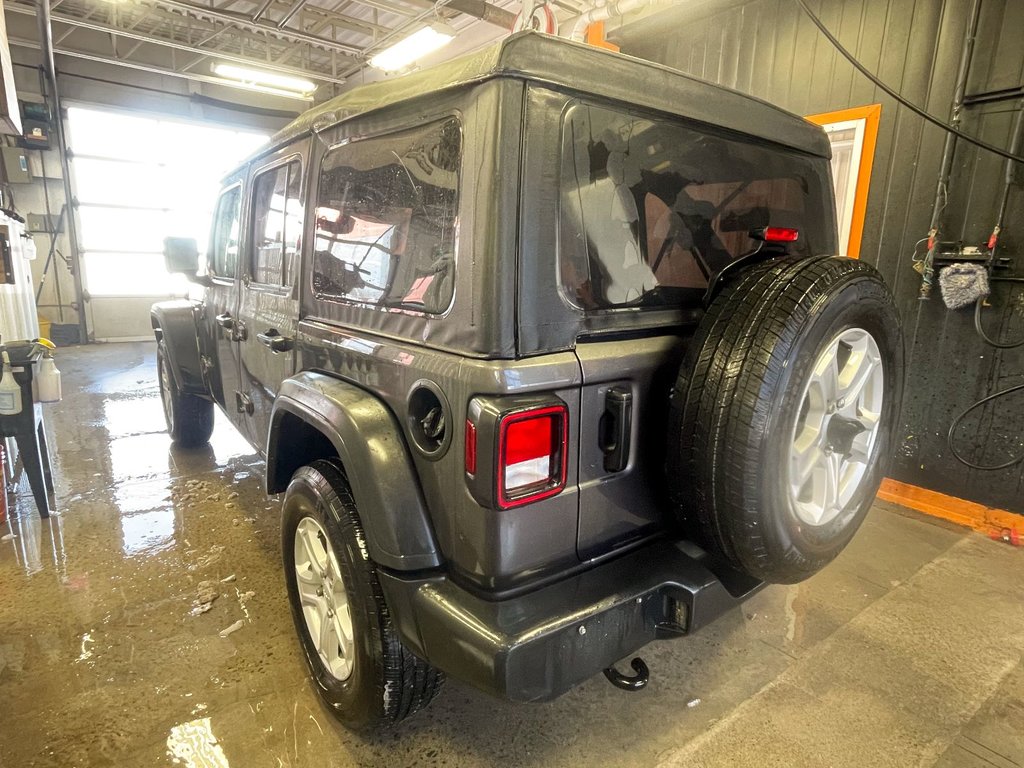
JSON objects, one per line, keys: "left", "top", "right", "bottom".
{"left": 939, "top": 263, "right": 990, "bottom": 309}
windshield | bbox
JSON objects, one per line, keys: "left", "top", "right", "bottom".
{"left": 559, "top": 102, "right": 836, "bottom": 310}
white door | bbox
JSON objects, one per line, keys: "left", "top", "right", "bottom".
{"left": 820, "top": 118, "right": 867, "bottom": 258}
{"left": 65, "top": 106, "right": 268, "bottom": 340}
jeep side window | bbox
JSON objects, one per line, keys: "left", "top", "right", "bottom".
{"left": 209, "top": 185, "right": 242, "bottom": 279}
{"left": 312, "top": 118, "right": 461, "bottom": 314}
{"left": 250, "top": 160, "right": 303, "bottom": 286}
{"left": 559, "top": 102, "right": 833, "bottom": 310}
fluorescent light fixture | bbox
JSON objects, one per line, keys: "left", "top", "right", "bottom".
{"left": 211, "top": 63, "right": 316, "bottom": 95}
{"left": 369, "top": 24, "right": 456, "bottom": 73}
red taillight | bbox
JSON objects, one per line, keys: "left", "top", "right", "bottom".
{"left": 497, "top": 405, "right": 567, "bottom": 509}
{"left": 756, "top": 226, "right": 800, "bottom": 243}
{"left": 465, "top": 419, "right": 477, "bottom": 475}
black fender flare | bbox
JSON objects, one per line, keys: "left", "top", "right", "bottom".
{"left": 150, "top": 300, "right": 206, "bottom": 396}
{"left": 268, "top": 372, "right": 441, "bottom": 572}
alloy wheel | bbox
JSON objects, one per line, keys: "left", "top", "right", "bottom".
{"left": 788, "top": 327, "right": 885, "bottom": 527}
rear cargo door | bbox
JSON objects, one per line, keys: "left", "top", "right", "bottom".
{"left": 574, "top": 337, "right": 684, "bottom": 559}
{"left": 558, "top": 100, "right": 835, "bottom": 560}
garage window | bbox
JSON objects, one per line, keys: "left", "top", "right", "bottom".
{"left": 66, "top": 106, "right": 267, "bottom": 297}
{"left": 311, "top": 118, "right": 461, "bottom": 314}
{"left": 250, "top": 161, "right": 303, "bottom": 286}
{"left": 559, "top": 102, "right": 834, "bottom": 310}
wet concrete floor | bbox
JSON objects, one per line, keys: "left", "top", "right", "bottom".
{"left": 0, "top": 341, "right": 1022, "bottom": 767}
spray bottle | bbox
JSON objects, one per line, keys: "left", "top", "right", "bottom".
{"left": 36, "top": 352, "right": 61, "bottom": 403}
{"left": 0, "top": 351, "right": 22, "bottom": 416}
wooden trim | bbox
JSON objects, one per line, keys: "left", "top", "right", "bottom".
{"left": 805, "top": 104, "right": 882, "bottom": 260}
{"left": 877, "top": 478, "right": 1021, "bottom": 534}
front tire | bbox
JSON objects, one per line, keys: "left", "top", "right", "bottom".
{"left": 282, "top": 459, "right": 443, "bottom": 729}
{"left": 667, "top": 256, "right": 904, "bottom": 584}
{"left": 157, "top": 340, "right": 214, "bottom": 447}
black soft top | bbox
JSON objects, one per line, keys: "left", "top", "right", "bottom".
{"left": 251, "top": 30, "right": 830, "bottom": 164}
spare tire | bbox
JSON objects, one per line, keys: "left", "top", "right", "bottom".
{"left": 667, "top": 255, "right": 903, "bottom": 583}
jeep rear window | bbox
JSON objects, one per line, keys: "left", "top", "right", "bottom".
{"left": 312, "top": 118, "right": 461, "bottom": 314}
{"left": 559, "top": 103, "right": 834, "bottom": 310}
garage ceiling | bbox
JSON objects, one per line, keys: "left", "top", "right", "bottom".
{"left": 6, "top": 0, "right": 578, "bottom": 98}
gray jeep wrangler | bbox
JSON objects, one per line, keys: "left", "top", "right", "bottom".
{"left": 153, "top": 31, "right": 903, "bottom": 729}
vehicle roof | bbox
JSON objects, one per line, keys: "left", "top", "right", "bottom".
{"left": 249, "top": 30, "right": 830, "bottom": 167}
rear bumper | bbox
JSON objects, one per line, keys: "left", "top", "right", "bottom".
{"left": 379, "top": 539, "right": 762, "bottom": 702}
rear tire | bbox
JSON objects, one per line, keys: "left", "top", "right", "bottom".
{"left": 157, "top": 340, "right": 214, "bottom": 447}
{"left": 282, "top": 459, "right": 443, "bottom": 729}
{"left": 667, "top": 256, "right": 903, "bottom": 583}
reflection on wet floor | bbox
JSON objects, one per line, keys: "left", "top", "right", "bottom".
{"left": 166, "top": 717, "right": 231, "bottom": 768}
{"left": 1, "top": 341, "right": 1022, "bottom": 768}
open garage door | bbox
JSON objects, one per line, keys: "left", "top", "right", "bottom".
{"left": 65, "top": 105, "right": 267, "bottom": 340}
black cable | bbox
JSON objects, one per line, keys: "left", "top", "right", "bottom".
{"left": 793, "top": 0, "right": 1024, "bottom": 165}
{"left": 948, "top": 280, "right": 1024, "bottom": 470}
{"left": 947, "top": 383, "right": 1024, "bottom": 470}
{"left": 974, "top": 294, "right": 1024, "bottom": 349}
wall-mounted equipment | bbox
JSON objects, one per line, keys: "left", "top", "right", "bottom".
{"left": 18, "top": 101, "right": 52, "bottom": 150}
{"left": 0, "top": 146, "right": 31, "bottom": 184}
{"left": 27, "top": 213, "right": 62, "bottom": 234}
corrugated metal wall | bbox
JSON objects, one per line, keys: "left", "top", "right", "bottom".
{"left": 616, "top": 0, "right": 1024, "bottom": 513}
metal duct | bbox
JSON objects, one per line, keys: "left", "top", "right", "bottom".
{"left": 569, "top": 0, "right": 649, "bottom": 41}
{"left": 447, "top": 0, "right": 516, "bottom": 29}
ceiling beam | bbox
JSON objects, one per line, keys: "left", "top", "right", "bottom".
{"left": 397, "top": 0, "right": 516, "bottom": 27}
{"left": 9, "top": 35, "right": 316, "bottom": 101}
{"left": 250, "top": 0, "right": 275, "bottom": 22}
{"left": 7, "top": 4, "right": 347, "bottom": 84}
{"left": 236, "top": 0, "right": 388, "bottom": 37}
{"left": 134, "top": 0, "right": 365, "bottom": 55}
{"left": 344, "top": 0, "right": 417, "bottom": 16}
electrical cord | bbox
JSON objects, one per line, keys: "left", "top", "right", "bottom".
{"left": 793, "top": 0, "right": 1024, "bottom": 166}
{"left": 948, "top": 279, "right": 1024, "bottom": 470}
{"left": 947, "top": 383, "right": 1024, "bottom": 471}
{"left": 908, "top": 236, "right": 929, "bottom": 269}
{"left": 974, "top": 291, "right": 1024, "bottom": 350}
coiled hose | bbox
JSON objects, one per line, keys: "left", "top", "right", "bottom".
{"left": 947, "top": 281, "right": 1024, "bottom": 470}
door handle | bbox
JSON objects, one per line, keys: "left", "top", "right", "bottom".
{"left": 215, "top": 312, "right": 234, "bottom": 330}
{"left": 234, "top": 391, "right": 254, "bottom": 416}
{"left": 256, "top": 329, "right": 293, "bottom": 353}
{"left": 599, "top": 386, "right": 633, "bottom": 473}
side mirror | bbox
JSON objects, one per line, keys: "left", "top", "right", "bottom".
{"left": 163, "top": 237, "right": 210, "bottom": 285}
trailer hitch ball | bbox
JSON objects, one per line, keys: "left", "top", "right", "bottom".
{"left": 603, "top": 657, "right": 650, "bottom": 691}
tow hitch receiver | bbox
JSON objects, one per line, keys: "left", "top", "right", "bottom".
{"left": 603, "top": 657, "right": 650, "bottom": 691}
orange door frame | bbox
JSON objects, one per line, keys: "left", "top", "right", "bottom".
{"left": 805, "top": 104, "right": 882, "bottom": 260}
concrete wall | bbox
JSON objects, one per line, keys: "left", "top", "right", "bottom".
{"left": 614, "top": 0, "right": 1024, "bottom": 512}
